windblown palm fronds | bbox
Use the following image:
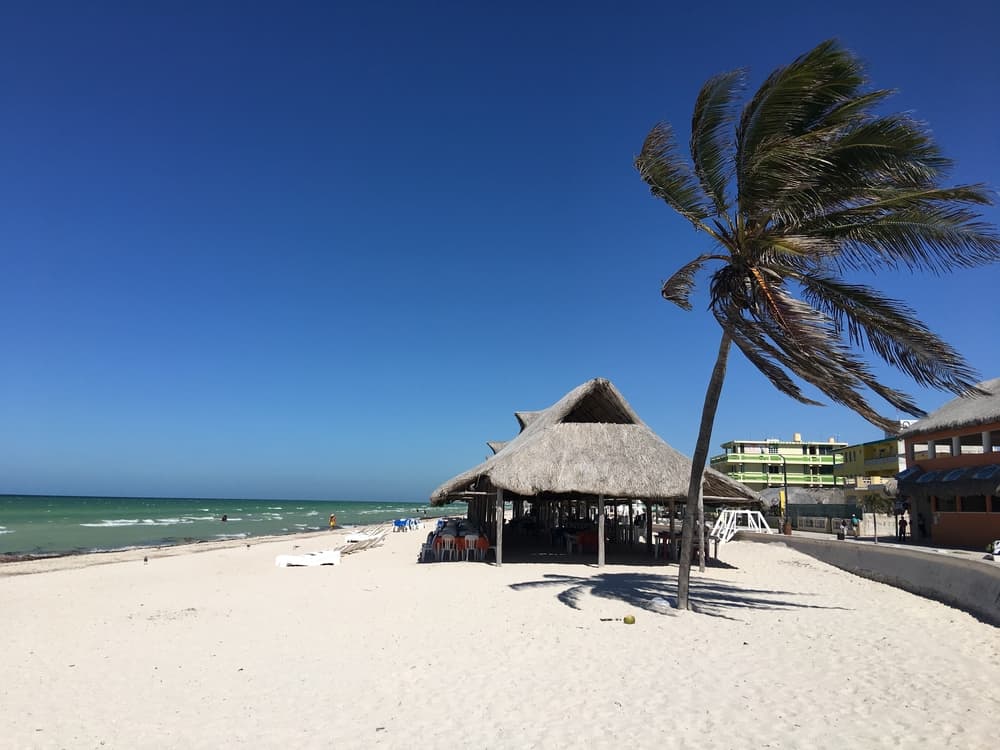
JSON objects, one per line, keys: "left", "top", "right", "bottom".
{"left": 636, "top": 40, "right": 1000, "bottom": 609}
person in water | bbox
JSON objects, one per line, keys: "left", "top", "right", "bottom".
{"left": 329, "top": 513, "right": 337, "bottom": 529}
{"left": 221, "top": 514, "right": 228, "bottom": 522}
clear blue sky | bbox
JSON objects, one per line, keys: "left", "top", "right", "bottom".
{"left": 2, "top": 1, "right": 998, "bottom": 501}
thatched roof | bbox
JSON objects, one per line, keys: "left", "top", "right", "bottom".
{"left": 901, "top": 377, "right": 1000, "bottom": 438}
{"left": 431, "top": 378, "right": 759, "bottom": 506}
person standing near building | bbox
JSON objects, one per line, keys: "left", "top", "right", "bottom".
{"left": 850, "top": 514, "right": 860, "bottom": 539}
{"left": 898, "top": 515, "right": 908, "bottom": 542}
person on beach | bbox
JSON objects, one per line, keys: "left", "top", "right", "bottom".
{"left": 329, "top": 513, "right": 337, "bottom": 530}
{"left": 898, "top": 516, "right": 908, "bottom": 541}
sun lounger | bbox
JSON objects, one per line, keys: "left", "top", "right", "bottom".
{"left": 274, "top": 549, "right": 343, "bottom": 567}
{"left": 275, "top": 525, "right": 391, "bottom": 567}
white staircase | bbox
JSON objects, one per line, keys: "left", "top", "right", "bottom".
{"left": 709, "top": 510, "right": 774, "bottom": 555}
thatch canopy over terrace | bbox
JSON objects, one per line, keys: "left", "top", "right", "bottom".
{"left": 430, "top": 379, "right": 759, "bottom": 565}
{"left": 899, "top": 377, "right": 1000, "bottom": 438}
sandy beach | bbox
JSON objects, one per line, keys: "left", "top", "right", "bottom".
{"left": 3, "top": 527, "right": 998, "bottom": 749}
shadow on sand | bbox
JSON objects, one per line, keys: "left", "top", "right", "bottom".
{"left": 510, "top": 571, "right": 847, "bottom": 620}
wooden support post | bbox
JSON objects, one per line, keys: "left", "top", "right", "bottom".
{"left": 598, "top": 495, "right": 605, "bottom": 567}
{"left": 697, "top": 486, "right": 706, "bottom": 572}
{"left": 495, "top": 488, "right": 504, "bottom": 566}
{"left": 669, "top": 499, "right": 676, "bottom": 562}
{"left": 645, "top": 501, "right": 653, "bottom": 558}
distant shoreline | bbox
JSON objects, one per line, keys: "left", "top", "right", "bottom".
{"left": 0, "top": 524, "right": 388, "bottom": 575}
{"left": 0, "top": 495, "right": 451, "bottom": 558}
{"left": 0, "top": 492, "right": 429, "bottom": 503}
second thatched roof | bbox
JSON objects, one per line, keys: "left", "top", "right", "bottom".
{"left": 431, "top": 378, "right": 758, "bottom": 506}
{"left": 901, "top": 377, "right": 1000, "bottom": 438}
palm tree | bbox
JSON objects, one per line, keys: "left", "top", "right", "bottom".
{"left": 635, "top": 40, "right": 1000, "bottom": 610}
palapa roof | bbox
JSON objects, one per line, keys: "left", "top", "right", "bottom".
{"left": 901, "top": 378, "right": 1000, "bottom": 438}
{"left": 431, "top": 378, "right": 759, "bottom": 506}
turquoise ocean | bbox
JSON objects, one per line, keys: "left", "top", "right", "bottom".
{"left": 0, "top": 495, "right": 455, "bottom": 558}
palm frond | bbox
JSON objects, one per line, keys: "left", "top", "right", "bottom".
{"left": 794, "top": 273, "right": 983, "bottom": 393}
{"left": 636, "top": 124, "right": 712, "bottom": 226}
{"left": 757, "top": 318, "right": 908, "bottom": 430}
{"left": 715, "top": 308, "right": 824, "bottom": 406}
{"left": 661, "top": 253, "right": 726, "bottom": 310}
{"left": 690, "top": 69, "right": 744, "bottom": 215}
{"left": 810, "top": 205, "right": 1000, "bottom": 273}
{"left": 748, "top": 115, "right": 953, "bottom": 224}
{"left": 737, "top": 40, "right": 866, "bottom": 184}
{"left": 718, "top": 284, "right": 919, "bottom": 429}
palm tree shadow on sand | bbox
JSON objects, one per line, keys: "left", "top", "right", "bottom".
{"left": 510, "top": 572, "right": 847, "bottom": 620}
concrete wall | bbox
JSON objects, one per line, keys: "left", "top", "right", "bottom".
{"left": 737, "top": 532, "right": 1000, "bottom": 627}
{"left": 793, "top": 513, "right": 895, "bottom": 538}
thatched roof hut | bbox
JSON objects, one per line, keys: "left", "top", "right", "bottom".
{"left": 431, "top": 378, "right": 757, "bottom": 505}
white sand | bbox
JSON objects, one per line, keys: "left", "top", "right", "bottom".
{"left": 3, "top": 530, "right": 998, "bottom": 749}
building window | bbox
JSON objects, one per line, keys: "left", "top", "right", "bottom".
{"left": 991, "top": 496, "right": 1000, "bottom": 512}
{"left": 768, "top": 444, "right": 778, "bottom": 454}
{"left": 934, "top": 496, "right": 957, "bottom": 513}
{"left": 961, "top": 495, "right": 987, "bottom": 512}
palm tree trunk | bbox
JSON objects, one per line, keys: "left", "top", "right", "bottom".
{"left": 676, "top": 330, "right": 733, "bottom": 610}
{"left": 698, "top": 489, "right": 706, "bottom": 572}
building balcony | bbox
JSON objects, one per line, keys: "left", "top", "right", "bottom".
{"left": 714, "top": 470, "right": 840, "bottom": 487}
{"left": 710, "top": 452, "right": 836, "bottom": 466}
{"left": 864, "top": 455, "right": 903, "bottom": 471}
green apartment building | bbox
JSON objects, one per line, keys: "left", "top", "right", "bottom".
{"left": 710, "top": 434, "right": 847, "bottom": 491}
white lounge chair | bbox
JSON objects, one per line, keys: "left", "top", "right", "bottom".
{"left": 275, "top": 549, "right": 343, "bottom": 567}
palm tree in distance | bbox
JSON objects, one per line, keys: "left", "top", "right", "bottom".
{"left": 635, "top": 40, "right": 1000, "bottom": 611}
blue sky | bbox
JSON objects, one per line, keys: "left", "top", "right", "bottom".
{"left": 2, "top": 1, "right": 998, "bottom": 501}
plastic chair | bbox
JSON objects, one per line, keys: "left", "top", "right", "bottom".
{"left": 476, "top": 535, "right": 490, "bottom": 561}
{"left": 462, "top": 534, "right": 479, "bottom": 561}
{"left": 436, "top": 535, "right": 457, "bottom": 562}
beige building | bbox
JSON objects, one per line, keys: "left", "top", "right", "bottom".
{"left": 833, "top": 433, "right": 907, "bottom": 506}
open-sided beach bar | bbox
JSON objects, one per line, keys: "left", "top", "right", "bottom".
{"left": 430, "top": 378, "right": 759, "bottom": 564}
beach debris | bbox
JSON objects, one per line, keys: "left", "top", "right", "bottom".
{"left": 599, "top": 615, "right": 636, "bottom": 624}
{"left": 649, "top": 596, "right": 672, "bottom": 613}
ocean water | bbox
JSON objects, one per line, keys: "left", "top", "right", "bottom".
{"left": 0, "top": 495, "right": 455, "bottom": 557}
